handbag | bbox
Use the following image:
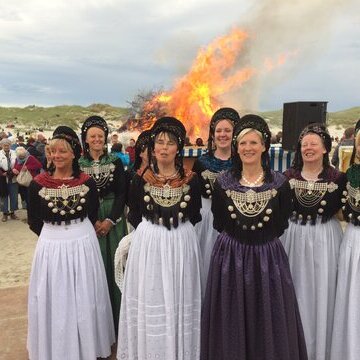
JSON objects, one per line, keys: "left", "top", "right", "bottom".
{"left": 114, "top": 231, "right": 133, "bottom": 293}
{"left": 16, "top": 158, "right": 33, "bottom": 187}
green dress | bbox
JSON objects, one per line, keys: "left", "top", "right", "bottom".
{"left": 79, "top": 153, "right": 127, "bottom": 333}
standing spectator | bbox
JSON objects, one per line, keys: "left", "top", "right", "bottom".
{"left": 331, "top": 126, "right": 355, "bottom": 169}
{"left": 111, "top": 142, "right": 130, "bottom": 168}
{"left": 192, "top": 107, "right": 240, "bottom": 291}
{"left": 110, "top": 133, "right": 120, "bottom": 146}
{"left": 201, "top": 115, "right": 307, "bottom": 360}
{"left": 27, "top": 126, "right": 115, "bottom": 359}
{"left": 125, "top": 138, "right": 136, "bottom": 167}
{"left": 13, "top": 146, "right": 42, "bottom": 209}
{"left": 195, "top": 137, "right": 205, "bottom": 147}
{"left": 281, "top": 123, "right": 346, "bottom": 360}
{"left": 10, "top": 135, "right": 26, "bottom": 150}
{"left": 330, "top": 119, "right": 360, "bottom": 360}
{"left": 34, "top": 132, "right": 47, "bottom": 166}
{"left": 26, "top": 137, "right": 43, "bottom": 163}
{"left": 79, "top": 115, "right": 128, "bottom": 334}
{"left": 0, "top": 138, "right": 19, "bottom": 222}
{"left": 117, "top": 117, "right": 202, "bottom": 359}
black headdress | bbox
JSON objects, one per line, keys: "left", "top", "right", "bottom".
{"left": 232, "top": 114, "right": 271, "bottom": 150}
{"left": 133, "top": 129, "right": 151, "bottom": 171}
{"left": 292, "top": 122, "right": 332, "bottom": 171}
{"left": 231, "top": 114, "right": 272, "bottom": 182}
{"left": 150, "top": 117, "right": 186, "bottom": 178}
{"left": 81, "top": 115, "right": 109, "bottom": 156}
{"left": 52, "top": 126, "right": 82, "bottom": 177}
{"left": 207, "top": 107, "right": 241, "bottom": 156}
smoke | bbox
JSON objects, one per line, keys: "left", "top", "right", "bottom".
{"left": 227, "top": 0, "right": 356, "bottom": 111}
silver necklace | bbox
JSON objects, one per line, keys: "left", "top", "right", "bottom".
{"left": 242, "top": 172, "right": 264, "bottom": 187}
{"left": 155, "top": 169, "right": 179, "bottom": 180}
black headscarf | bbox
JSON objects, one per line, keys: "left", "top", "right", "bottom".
{"left": 292, "top": 122, "right": 332, "bottom": 171}
{"left": 81, "top": 115, "right": 109, "bottom": 157}
{"left": 207, "top": 107, "right": 241, "bottom": 156}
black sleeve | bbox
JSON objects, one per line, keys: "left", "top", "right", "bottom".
{"left": 192, "top": 158, "right": 201, "bottom": 175}
{"left": 127, "top": 174, "right": 143, "bottom": 229}
{"left": 108, "top": 159, "right": 127, "bottom": 222}
{"left": 86, "top": 178, "right": 100, "bottom": 225}
{"left": 335, "top": 172, "right": 347, "bottom": 211}
{"left": 211, "top": 180, "right": 225, "bottom": 233}
{"left": 188, "top": 174, "right": 202, "bottom": 226}
{"left": 27, "top": 181, "right": 44, "bottom": 236}
{"left": 276, "top": 178, "right": 292, "bottom": 235}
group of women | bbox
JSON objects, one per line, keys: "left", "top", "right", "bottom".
{"left": 25, "top": 110, "right": 360, "bottom": 360}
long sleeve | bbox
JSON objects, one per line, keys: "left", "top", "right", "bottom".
{"left": 27, "top": 181, "right": 44, "bottom": 236}
{"left": 127, "top": 174, "right": 143, "bottom": 229}
{"left": 188, "top": 174, "right": 202, "bottom": 226}
{"left": 211, "top": 180, "right": 225, "bottom": 233}
{"left": 86, "top": 178, "right": 100, "bottom": 225}
{"left": 276, "top": 178, "right": 292, "bottom": 236}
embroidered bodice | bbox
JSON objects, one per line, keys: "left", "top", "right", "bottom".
{"left": 79, "top": 154, "right": 127, "bottom": 222}
{"left": 27, "top": 172, "right": 99, "bottom": 235}
{"left": 192, "top": 154, "right": 232, "bottom": 198}
{"left": 212, "top": 170, "right": 291, "bottom": 243}
{"left": 81, "top": 161, "right": 115, "bottom": 190}
{"left": 284, "top": 167, "right": 346, "bottom": 225}
{"left": 128, "top": 172, "right": 202, "bottom": 230}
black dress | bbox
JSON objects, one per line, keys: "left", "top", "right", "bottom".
{"left": 201, "top": 170, "right": 308, "bottom": 360}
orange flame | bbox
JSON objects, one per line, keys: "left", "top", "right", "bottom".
{"left": 134, "top": 28, "right": 296, "bottom": 140}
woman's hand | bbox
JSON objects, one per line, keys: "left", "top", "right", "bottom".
{"left": 12, "top": 168, "right": 19, "bottom": 175}
{"left": 96, "top": 219, "right": 113, "bottom": 237}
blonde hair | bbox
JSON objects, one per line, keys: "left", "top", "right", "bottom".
{"left": 49, "top": 138, "right": 74, "bottom": 154}
{"left": 236, "top": 128, "right": 264, "bottom": 144}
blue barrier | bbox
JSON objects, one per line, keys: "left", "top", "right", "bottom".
{"left": 181, "top": 146, "right": 295, "bottom": 172}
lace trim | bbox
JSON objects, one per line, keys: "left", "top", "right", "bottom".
{"left": 289, "top": 178, "right": 338, "bottom": 208}
{"left": 226, "top": 188, "right": 277, "bottom": 217}
{"left": 201, "top": 169, "right": 218, "bottom": 189}
{"left": 81, "top": 163, "right": 115, "bottom": 189}
{"left": 347, "top": 183, "right": 360, "bottom": 212}
{"left": 144, "top": 183, "right": 190, "bottom": 207}
{"left": 38, "top": 184, "right": 89, "bottom": 215}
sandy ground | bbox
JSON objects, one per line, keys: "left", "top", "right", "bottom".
{"left": 0, "top": 207, "right": 117, "bottom": 360}
{"left": 0, "top": 209, "right": 37, "bottom": 289}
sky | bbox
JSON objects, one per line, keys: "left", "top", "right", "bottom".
{"left": 0, "top": 0, "right": 359, "bottom": 112}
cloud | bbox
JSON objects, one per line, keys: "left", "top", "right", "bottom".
{"left": 0, "top": 0, "right": 358, "bottom": 110}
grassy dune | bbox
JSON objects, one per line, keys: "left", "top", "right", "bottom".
{"left": 0, "top": 104, "right": 358, "bottom": 132}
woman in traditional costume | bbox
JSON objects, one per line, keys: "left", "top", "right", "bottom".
{"left": 117, "top": 117, "right": 202, "bottom": 359}
{"left": 79, "top": 115, "right": 127, "bottom": 333}
{"left": 27, "top": 126, "right": 115, "bottom": 360}
{"left": 201, "top": 114, "right": 307, "bottom": 360}
{"left": 192, "top": 107, "right": 240, "bottom": 289}
{"left": 281, "top": 123, "right": 346, "bottom": 360}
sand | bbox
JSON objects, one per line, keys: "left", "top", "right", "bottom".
{"left": 0, "top": 209, "right": 37, "bottom": 289}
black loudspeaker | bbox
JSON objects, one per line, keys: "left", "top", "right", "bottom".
{"left": 282, "top": 101, "right": 328, "bottom": 151}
